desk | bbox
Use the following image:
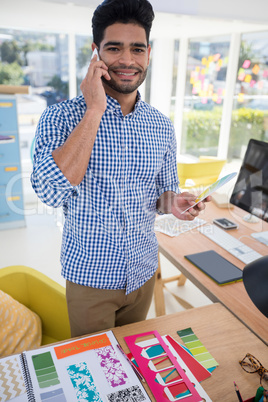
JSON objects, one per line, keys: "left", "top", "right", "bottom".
{"left": 114, "top": 303, "right": 268, "bottom": 402}
{"left": 156, "top": 202, "right": 268, "bottom": 345}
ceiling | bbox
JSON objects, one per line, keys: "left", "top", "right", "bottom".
{"left": 40, "top": 0, "right": 268, "bottom": 24}
{"left": 1, "top": 0, "right": 268, "bottom": 38}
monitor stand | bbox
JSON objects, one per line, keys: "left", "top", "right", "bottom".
{"left": 243, "top": 214, "right": 259, "bottom": 223}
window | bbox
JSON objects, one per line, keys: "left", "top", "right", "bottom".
{"left": 0, "top": 29, "right": 69, "bottom": 204}
{"left": 228, "top": 31, "right": 268, "bottom": 160}
{"left": 76, "top": 35, "right": 92, "bottom": 95}
{"left": 0, "top": 29, "right": 69, "bottom": 160}
{"left": 181, "top": 36, "right": 230, "bottom": 157}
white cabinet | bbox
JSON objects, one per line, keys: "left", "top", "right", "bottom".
{"left": 0, "top": 95, "right": 25, "bottom": 229}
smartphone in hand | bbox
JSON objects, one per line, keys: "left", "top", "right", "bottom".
{"left": 91, "top": 48, "right": 100, "bottom": 61}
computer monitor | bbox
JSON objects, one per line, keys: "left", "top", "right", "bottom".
{"left": 230, "top": 139, "right": 268, "bottom": 222}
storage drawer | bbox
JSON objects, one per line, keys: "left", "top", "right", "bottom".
{"left": 0, "top": 193, "right": 25, "bottom": 224}
{"left": 0, "top": 136, "right": 20, "bottom": 164}
{"left": 0, "top": 165, "right": 23, "bottom": 194}
{"left": 0, "top": 99, "right": 18, "bottom": 133}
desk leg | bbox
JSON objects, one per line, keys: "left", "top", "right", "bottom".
{"left": 153, "top": 258, "right": 166, "bottom": 317}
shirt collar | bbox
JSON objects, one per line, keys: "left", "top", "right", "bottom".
{"left": 106, "top": 91, "right": 142, "bottom": 116}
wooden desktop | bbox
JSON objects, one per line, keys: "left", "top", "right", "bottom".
{"left": 114, "top": 303, "right": 268, "bottom": 402}
{"left": 156, "top": 201, "right": 268, "bottom": 345}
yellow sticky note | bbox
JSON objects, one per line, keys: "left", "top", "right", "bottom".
{"left": 245, "top": 74, "right": 252, "bottom": 83}
{"left": 238, "top": 93, "right": 245, "bottom": 103}
{"left": 252, "top": 64, "right": 260, "bottom": 75}
{"left": 212, "top": 93, "right": 218, "bottom": 102}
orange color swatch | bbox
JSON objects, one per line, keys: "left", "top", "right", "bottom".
{"left": 54, "top": 334, "right": 111, "bottom": 359}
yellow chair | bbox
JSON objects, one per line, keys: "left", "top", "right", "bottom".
{"left": 177, "top": 157, "right": 226, "bottom": 189}
{"left": 0, "top": 265, "right": 71, "bottom": 345}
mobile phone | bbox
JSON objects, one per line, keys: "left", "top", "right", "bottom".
{"left": 91, "top": 48, "right": 100, "bottom": 61}
{"left": 213, "top": 218, "right": 238, "bottom": 230}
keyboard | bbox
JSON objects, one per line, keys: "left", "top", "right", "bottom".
{"left": 155, "top": 214, "right": 206, "bottom": 237}
{"left": 198, "top": 224, "right": 263, "bottom": 264}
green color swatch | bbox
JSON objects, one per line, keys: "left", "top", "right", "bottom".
{"left": 32, "top": 351, "right": 60, "bottom": 389}
{"left": 177, "top": 327, "right": 218, "bottom": 370}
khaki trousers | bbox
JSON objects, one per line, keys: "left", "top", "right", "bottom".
{"left": 66, "top": 274, "right": 156, "bottom": 337}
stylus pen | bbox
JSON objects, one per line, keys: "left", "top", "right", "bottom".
{"left": 234, "top": 381, "right": 243, "bottom": 402}
{"left": 117, "top": 344, "right": 145, "bottom": 383}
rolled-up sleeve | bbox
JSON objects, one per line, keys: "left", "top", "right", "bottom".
{"left": 31, "top": 105, "right": 80, "bottom": 207}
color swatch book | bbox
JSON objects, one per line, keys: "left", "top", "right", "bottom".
{"left": 0, "top": 331, "right": 150, "bottom": 402}
{"left": 124, "top": 331, "right": 212, "bottom": 402}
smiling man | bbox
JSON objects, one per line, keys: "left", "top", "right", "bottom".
{"left": 31, "top": 0, "right": 210, "bottom": 337}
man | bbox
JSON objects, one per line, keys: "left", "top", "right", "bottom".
{"left": 31, "top": 0, "right": 210, "bottom": 337}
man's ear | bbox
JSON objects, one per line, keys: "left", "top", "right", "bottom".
{"left": 92, "top": 43, "right": 98, "bottom": 51}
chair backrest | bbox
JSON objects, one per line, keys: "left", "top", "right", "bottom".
{"left": 0, "top": 265, "right": 71, "bottom": 344}
{"left": 243, "top": 256, "right": 268, "bottom": 318}
{"left": 177, "top": 157, "right": 226, "bottom": 188}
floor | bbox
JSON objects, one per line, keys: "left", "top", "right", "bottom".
{"left": 0, "top": 198, "right": 212, "bottom": 320}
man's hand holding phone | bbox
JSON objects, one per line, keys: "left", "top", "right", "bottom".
{"left": 170, "top": 192, "right": 211, "bottom": 221}
{"left": 80, "top": 47, "right": 111, "bottom": 115}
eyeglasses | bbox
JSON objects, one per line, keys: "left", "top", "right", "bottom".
{"left": 239, "top": 353, "right": 268, "bottom": 390}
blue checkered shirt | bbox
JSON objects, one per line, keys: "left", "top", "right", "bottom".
{"left": 31, "top": 93, "right": 179, "bottom": 294}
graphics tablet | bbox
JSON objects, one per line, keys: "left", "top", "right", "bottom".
{"left": 185, "top": 250, "right": 243, "bottom": 285}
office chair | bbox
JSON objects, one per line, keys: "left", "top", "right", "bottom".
{"left": 177, "top": 157, "right": 226, "bottom": 189}
{"left": 243, "top": 256, "right": 268, "bottom": 318}
{"left": 0, "top": 265, "right": 71, "bottom": 345}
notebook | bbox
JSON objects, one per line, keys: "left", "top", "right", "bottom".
{"left": 184, "top": 250, "right": 243, "bottom": 285}
{"left": 0, "top": 330, "right": 150, "bottom": 402}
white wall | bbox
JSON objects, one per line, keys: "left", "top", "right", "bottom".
{"left": 0, "top": 0, "right": 94, "bottom": 35}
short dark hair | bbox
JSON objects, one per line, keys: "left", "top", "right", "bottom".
{"left": 92, "top": 0, "right": 155, "bottom": 47}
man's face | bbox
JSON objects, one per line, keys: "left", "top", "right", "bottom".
{"left": 97, "top": 23, "right": 151, "bottom": 95}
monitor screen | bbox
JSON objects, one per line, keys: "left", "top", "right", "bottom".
{"left": 230, "top": 139, "right": 268, "bottom": 222}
